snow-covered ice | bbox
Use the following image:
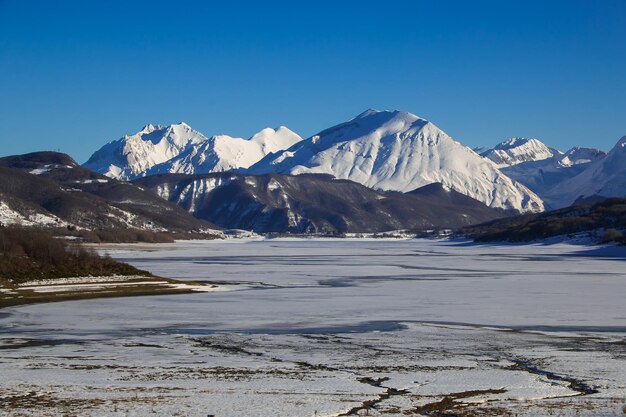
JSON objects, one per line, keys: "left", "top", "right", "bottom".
{"left": 0, "top": 238, "right": 625, "bottom": 416}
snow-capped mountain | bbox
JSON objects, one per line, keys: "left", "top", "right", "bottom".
{"left": 501, "top": 147, "right": 606, "bottom": 202}
{"left": 542, "top": 136, "right": 626, "bottom": 208}
{"left": 84, "top": 124, "right": 302, "bottom": 180}
{"left": 145, "top": 126, "right": 302, "bottom": 176}
{"left": 84, "top": 123, "right": 207, "bottom": 180}
{"left": 480, "top": 138, "right": 557, "bottom": 168}
{"left": 248, "top": 109, "right": 544, "bottom": 212}
{"left": 561, "top": 146, "right": 607, "bottom": 165}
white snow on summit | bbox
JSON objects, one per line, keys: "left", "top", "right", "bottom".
{"left": 248, "top": 109, "right": 544, "bottom": 212}
{"left": 84, "top": 123, "right": 207, "bottom": 180}
{"left": 146, "top": 126, "right": 302, "bottom": 176}
{"left": 84, "top": 124, "right": 302, "bottom": 180}
{"left": 543, "top": 136, "right": 626, "bottom": 208}
{"left": 480, "top": 138, "right": 557, "bottom": 168}
{"left": 501, "top": 146, "right": 606, "bottom": 202}
{"left": 249, "top": 126, "right": 303, "bottom": 155}
{"left": 560, "top": 146, "right": 607, "bottom": 166}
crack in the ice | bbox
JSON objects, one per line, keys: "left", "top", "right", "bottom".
{"left": 191, "top": 338, "right": 263, "bottom": 356}
{"left": 508, "top": 358, "right": 599, "bottom": 396}
{"left": 337, "top": 376, "right": 409, "bottom": 416}
{"left": 409, "top": 388, "right": 507, "bottom": 416}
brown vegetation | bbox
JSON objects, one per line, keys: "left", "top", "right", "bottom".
{"left": 602, "top": 228, "right": 624, "bottom": 243}
{"left": 0, "top": 226, "right": 148, "bottom": 283}
{"left": 61, "top": 227, "right": 177, "bottom": 243}
{"left": 42, "top": 226, "right": 222, "bottom": 244}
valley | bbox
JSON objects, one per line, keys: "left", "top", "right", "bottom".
{"left": 3, "top": 3, "right": 625, "bottom": 416}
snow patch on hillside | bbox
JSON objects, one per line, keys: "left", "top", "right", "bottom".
{"left": 0, "top": 201, "right": 65, "bottom": 227}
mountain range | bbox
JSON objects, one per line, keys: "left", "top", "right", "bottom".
{"left": 541, "top": 136, "right": 626, "bottom": 208}
{"left": 498, "top": 146, "right": 606, "bottom": 207}
{"left": 0, "top": 151, "right": 508, "bottom": 235}
{"left": 1, "top": 108, "right": 624, "bottom": 236}
{"left": 83, "top": 122, "right": 302, "bottom": 180}
{"left": 477, "top": 136, "right": 626, "bottom": 209}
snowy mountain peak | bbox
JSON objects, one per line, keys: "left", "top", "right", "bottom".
{"left": 140, "top": 123, "right": 158, "bottom": 133}
{"left": 481, "top": 137, "right": 556, "bottom": 168}
{"left": 353, "top": 108, "right": 382, "bottom": 119}
{"left": 249, "top": 126, "right": 302, "bottom": 151}
{"left": 345, "top": 109, "right": 430, "bottom": 130}
{"left": 602, "top": 136, "right": 626, "bottom": 169}
{"left": 541, "top": 136, "right": 626, "bottom": 208}
{"left": 563, "top": 147, "right": 607, "bottom": 165}
{"left": 499, "top": 144, "right": 606, "bottom": 202}
{"left": 248, "top": 109, "right": 544, "bottom": 213}
{"left": 84, "top": 123, "right": 208, "bottom": 180}
{"left": 312, "top": 110, "right": 429, "bottom": 148}
{"left": 88, "top": 123, "right": 304, "bottom": 179}
{"left": 250, "top": 127, "right": 281, "bottom": 140}
{"left": 143, "top": 128, "right": 299, "bottom": 177}
{"left": 494, "top": 137, "right": 539, "bottom": 150}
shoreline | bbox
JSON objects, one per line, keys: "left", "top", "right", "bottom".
{"left": 0, "top": 275, "right": 217, "bottom": 309}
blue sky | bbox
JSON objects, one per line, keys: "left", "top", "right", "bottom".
{"left": 1, "top": 0, "right": 625, "bottom": 162}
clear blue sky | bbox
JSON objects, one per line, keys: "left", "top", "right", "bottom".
{"left": 1, "top": 0, "right": 625, "bottom": 162}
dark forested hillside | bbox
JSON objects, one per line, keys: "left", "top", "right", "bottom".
{"left": 0, "top": 226, "right": 146, "bottom": 283}
{"left": 0, "top": 152, "right": 220, "bottom": 240}
{"left": 462, "top": 198, "right": 626, "bottom": 244}
{"left": 135, "top": 173, "right": 510, "bottom": 233}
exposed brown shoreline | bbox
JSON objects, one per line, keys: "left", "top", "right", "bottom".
{"left": 0, "top": 275, "right": 216, "bottom": 309}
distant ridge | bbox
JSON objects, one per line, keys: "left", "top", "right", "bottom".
{"left": 79, "top": 109, "right": 626, "bottom": 216}
{"left": 542, "top": 136, "right": 626, "bottom": 208}
{"left": 479, "top": 137, "right": 557, "bottom": 168}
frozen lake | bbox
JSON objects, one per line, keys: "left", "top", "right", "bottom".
{"left": 1, "top": 238, "right": 625, "bottom": 416}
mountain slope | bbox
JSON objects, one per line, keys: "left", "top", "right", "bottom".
{"left": 248, "top": 109, "right": 543, "bottom": 212}
{"left": 542, "top": 136, "right": 626, "bottom": 208}
{"left": 480, "top": 138, "right": 557, "bottom": 168}
{"left": 0, "top": 152, "right": 218, "bottom": 235}
{"left": 134, "top": 173, "right": 509, "bottom": 233}
{"left": 501, "top": 147, "right": 606, "bottom": 203}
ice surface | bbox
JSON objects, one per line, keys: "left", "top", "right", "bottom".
{"left": 1, "top": 239, "right": 625, "bottom": 416}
